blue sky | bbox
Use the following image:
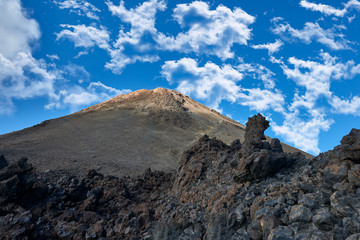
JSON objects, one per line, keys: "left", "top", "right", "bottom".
{"left": 1, "top": 0, "right": 360, "bottom": 155}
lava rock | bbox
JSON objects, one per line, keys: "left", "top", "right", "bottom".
{"left": 270, "top": 138, "right": 283, "bottom": 153}
{"left": 346, "top": 233, "right": 360, "bottom": 240}
{"left": 312, "top": 208, "right": 335, "bottom": 231}
{"left": 267, "top": 226, "right": 293, "bottom": 240}
{"left": 230, "top": 139, "right": 242, "bottom": 151}
{"left": 289, "top": 205, "right": 312, "bottom": 223}
{"left": 341, "top": 129, "right": 360, "bottom": 145}
{"left": 237, "top": 150, "right": 294, "bottom": 182}
{"left": 324, "top": 161, "right": 349, "bottom": 184}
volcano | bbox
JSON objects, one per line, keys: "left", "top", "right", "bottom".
{"left": 0, "top": 88, "right": 310, "bottom": 177}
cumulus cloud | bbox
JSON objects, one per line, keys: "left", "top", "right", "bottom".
{"left": 0, "top": 0, "right": 54, "bottom": 114}
{"left": 0, "top": 0, "right": 128, "bottom": 114}
{"left": 58, "top": 1, "right": 255, "bottom": 73}
{"left": 159, "top": 1, "right": 255, "bottom": 60}
{"left": 270, "top": 52, "right": 360, "bottom": 154}
{"left": 161, "top": 58, "right": 242, "bottom": 109}
{"left": 45, "top": 64, "right": 131, "bottom": 110}
{"left": 238, "top": 88, "right": 285, "bottom": 112}
{"left": 281, "top": 52, "right": 360, "bottom": 109}
{"left": 329, "top": 95, "right": 360, "bottom": 115}
{"left": 161, "top": 58, "right": 284, "bottom": 112}
{"left": 272, "top": 18, "right": 351, "bottom": 50}
{"left": 106, "top": 0, "right": 166, "bottom": 38}
{"left": 53, "top": 0, "right": 100, "bottom": 20}
{"left": 236, "top": 63, "right": 277, "bottom": 89}
{"left": 0, "top": 52, "right": 57, "bottom": 114}
{"left": 56, "top": 24, "right": 110, "bottom": 50}
{"left": 251, "top": 39, "right": 283, "bottom": 55}
{"left": 46, "top": 81, "right": 131, "bottom": 112}
{"left": 55, "top": 0, "right": 166, "bottom": 73}
{"left": 104, "top": 0, "right": 166, "bottom": 73}
{"left": 300, "top": 0, "right": 360, "bottom": 18}
{"left": 0, "top": 0, "right": 40, "bottom": 59}
{"left": 272, "top": 110, "right": 333, "bottom": 154}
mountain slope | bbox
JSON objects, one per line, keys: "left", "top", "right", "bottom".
{"left": 0, "top": 88, "right": 311, "bottom": 177}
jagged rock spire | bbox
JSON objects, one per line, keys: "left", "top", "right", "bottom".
{"left": 242, "top": 113, "right": 270, "bottom": 158}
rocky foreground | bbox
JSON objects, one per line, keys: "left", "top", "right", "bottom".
{"left": 1, "top": 114, "right": 360, "bottom": 239}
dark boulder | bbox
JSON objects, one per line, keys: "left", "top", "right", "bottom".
{"left": 341, "top": 129, "right": 360, "bottom": 145}
{"left": 237, "top": 150, "right": 294, "bottom": 182}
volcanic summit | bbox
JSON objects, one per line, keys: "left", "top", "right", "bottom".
{"left": 0, "top": 88, "right": 308, "bottom": 177}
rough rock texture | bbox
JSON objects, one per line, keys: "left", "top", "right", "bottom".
{"left": 0, "top": 156, "right": 173, "bottom": 239}
{"left": 236, "top": 114, "right": 299, "bottom": 182}
{"left": 242, "top": 113, "right": 270, "bottom": 158}
{"left": 2, "top": 114, "right": 360, "bottom": 239}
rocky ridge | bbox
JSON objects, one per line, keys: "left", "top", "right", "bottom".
{"left": 1, "top": 114, "right": 360, "bottom": 239}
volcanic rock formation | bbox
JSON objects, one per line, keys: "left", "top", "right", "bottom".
{"left": 1, "top": 114, "right": 360, "bottom": 239}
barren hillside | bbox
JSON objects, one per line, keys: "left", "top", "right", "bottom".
{"left": 0, "top": 88, "right": 311, "bottom": 177}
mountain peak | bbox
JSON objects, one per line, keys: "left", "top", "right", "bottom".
{"left": 80, "top": 87, "right": 244, "bottom": 128}
{"left": 81, "top": 87, "right": 188, "bottom": 112}
{"left": 0, "top": 88, "right": 311, "bottom": 178}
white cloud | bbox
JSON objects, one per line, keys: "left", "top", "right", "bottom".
{"left": 88, "top": 81, "right": 130, "bottom": 95}
{"left": 74, "top": 50, "right": 89, "bottom": 59}
{"left": 0, "top": 0, "right": 55, "bottom": 114}
{"left": 159, "top": 1, "right": 255, "bottom": 60}
{"left": 329, "top": 95, "right": 360, "bottom": 115}
{"left": 238, "top": 88, "right": 285, "bottom": 112}
{"left": 347, "top": 0, "right": 360, "bottom": 10}
{"left": 0, "top": 0, "right": 40, "bottom": 59}
{"left": 104, "top": 0, "right": 256, "bottom": 73}
{"left": 269, "top": 52, "right": 360, "bottom": 154}
{"left": 0, "top": 0, "right": 128, "bottom": 114}
{"left": 46, "top": 54, "right": 60, "bottom": 61}
{"left": 53, "top": 0, "right": 100, "bottom": 20}
{"left": 46, "top": 81, "right": 131, "bottom": 112}
{"left": 300, "top": 0, "right": 347, "bottom": 17}
{"left": 348, "top": 14, "right": 356, "bottom": 22}
{"left": 55, "top": 12, "right": 162, "bottom": 73}
{"left": 272, "top": 110, "right": 333, "bottom": 154}
{"left": 58, "top": 1, "right": 255, "bottom": 73}
{"left": 272, "top": 19, "right": 351, "bottom": 50}
{"left": 300, "top": 0, "right": 360, "bottom": 18}
{"left": 281, "top": 52, "right": 360, "bottom": 109}
{"left": 0, "top": 52, "right": 57, "bottom": 114}
{"left": 161, "top": 58, "right": 284, "bottom": 112}
{"left": 251, "top": 39, "right": 284, "bottom": 55}
{"left": 104, "top": 0, "right": 166, "bottom": 73}
{"left": 161, "top": 58, "right": 242, "bottom": 110}
{"left": 235, "top": 63, "right": 276, "bottom": 89}
{"left": 56, "top": 24, "right": 110, "bottom": 50}
{"left": 105, "top": 53, "right": 160, "bottom": 75}
{"left": 107, "top": 0, "right": 166, "bottom": 38}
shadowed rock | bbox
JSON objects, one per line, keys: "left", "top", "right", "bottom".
{"left": 236, "top": 114, "right": 297, "bottom": 182}
{"left": 242, "top": 113, "right": 269, "bottom": 158}
{"left": 341, "top": 129, "right": 360, "bottom": 145}
{"left": 0, "top": 155, "right": 8, "bottom": 170}
{"left": 2, "top": 117, "right": 360, "bottom": 240}
{"left": 0, "top": 157, "right": 34, "bottom": 202}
